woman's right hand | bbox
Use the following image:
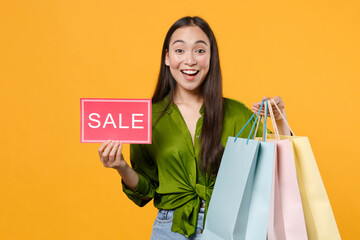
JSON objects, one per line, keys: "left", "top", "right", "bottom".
{"left": 98, "top": 140, "right": 128, "bottom": 171}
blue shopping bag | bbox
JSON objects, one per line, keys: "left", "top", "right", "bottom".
{"left": 202, "top": 100, "right": 275, "bottom": 240}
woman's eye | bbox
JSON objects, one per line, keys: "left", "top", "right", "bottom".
{"left": 196, "top": 49, "right": 205, "bottom": 53}
{"left": 175, "top": 49, "right": 183, "bottom": 53}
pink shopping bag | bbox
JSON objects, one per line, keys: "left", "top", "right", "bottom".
{"left": 267, "top": 138, "right": 308, "bottom": 240}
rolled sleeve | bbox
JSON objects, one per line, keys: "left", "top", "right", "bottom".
{"left": 122, "top": 143, "right": 158, "bottom": 207}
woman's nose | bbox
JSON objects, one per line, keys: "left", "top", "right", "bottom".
{"left": 184, "top": 52, "right": 196, "bottom": 65}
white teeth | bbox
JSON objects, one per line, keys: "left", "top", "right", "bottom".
{"left": 182, "top": 70, "right": 198, "bottom": 74}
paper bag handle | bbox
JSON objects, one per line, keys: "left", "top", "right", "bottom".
{"left": 234, "top": 99, "right": 268, "bottom": 144}
{"left": 269, "top": 99, "right": 295, "bottom": 137}
{"left": 252, "top": 98, "right": 295, "bottom": 140}
{"left": 267, "top": 99, "right": 280, "bottom": 140}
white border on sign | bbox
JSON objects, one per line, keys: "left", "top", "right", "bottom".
{"left": 80, "top": 98, "right": 152, "bottom": 144}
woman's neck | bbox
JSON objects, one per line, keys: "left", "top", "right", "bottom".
{"left": 173, "top": 87, "right": 203, "bottom": 105}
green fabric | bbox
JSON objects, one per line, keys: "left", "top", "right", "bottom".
{"left": 122, "top": 96, "right": 265, "bottom": 237}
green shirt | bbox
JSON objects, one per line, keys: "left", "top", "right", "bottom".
{"left": 122, "top": 96, "right": 264, "bottom": 237}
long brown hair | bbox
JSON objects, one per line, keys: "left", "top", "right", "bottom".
{"left": 152, "top": 16, "right": 224, "bottom": 176}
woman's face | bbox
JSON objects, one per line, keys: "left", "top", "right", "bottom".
{"left": 165, "top": 25, "right": 211, "bottom": 94}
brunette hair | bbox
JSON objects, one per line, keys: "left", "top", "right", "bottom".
{"left": 152, "top": 16, "right": 224, "bottom": 176}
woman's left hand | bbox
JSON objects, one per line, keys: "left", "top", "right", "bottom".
{"left": 251, "top": 96, "right": 285, "bottom": 120}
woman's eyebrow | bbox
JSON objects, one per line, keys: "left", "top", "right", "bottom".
{"left": 172, "top": 39, "right": 208, "bottom": 46}
{"left": 195, "top": 40, "right": 208, "bottom": 46}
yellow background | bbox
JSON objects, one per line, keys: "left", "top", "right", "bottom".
{"left": 1, "top": 0, "right": 359, "bottom": 239}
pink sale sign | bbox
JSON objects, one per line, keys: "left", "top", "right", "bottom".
{"left": 80, "top": 98, "right": 151, "bottom": 144}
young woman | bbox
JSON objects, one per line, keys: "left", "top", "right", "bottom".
{"left": 98, "top": 16, "right": 290, "bottom": 239}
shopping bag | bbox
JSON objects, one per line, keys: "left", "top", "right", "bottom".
{"left": 262, "top": 100, "right": 308, "bottom": 240}
{"left": 267, "top": 99, "right": 341, "bottom": 240}
{"left": 201, "top": 100, "right": 275, "bottom": 240}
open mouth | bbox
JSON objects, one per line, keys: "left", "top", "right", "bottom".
{"left": 181, "top": 70, "right": 199, "bottom": 76}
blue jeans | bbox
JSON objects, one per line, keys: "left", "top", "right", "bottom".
{"left": 150, "top": 202, "right": 205, "bottom": 240}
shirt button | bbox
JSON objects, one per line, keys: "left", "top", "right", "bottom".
{"left": 196, "top": 135, "right": 199, "bottom": 138}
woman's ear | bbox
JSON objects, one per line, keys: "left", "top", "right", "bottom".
{"left": 165, "top": 49, "right": 170, "bottom": 66}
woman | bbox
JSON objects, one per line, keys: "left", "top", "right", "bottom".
{"left": 98, "top": 16, "right": 290, "bottom": 239}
